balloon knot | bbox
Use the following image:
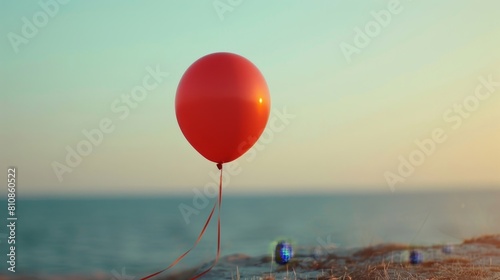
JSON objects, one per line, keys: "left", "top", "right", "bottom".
{"left": 217, "top": 163, "right": 223, "bottom": 170}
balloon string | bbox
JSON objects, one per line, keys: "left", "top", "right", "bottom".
{"left": 139, "top": 203, "right": 217, "bottom": 280}
{"left": 139, "top": 164, "right": 223, "bottom": 280}
{"left": 190, "top": 164, "right": 223, "bottom": 279}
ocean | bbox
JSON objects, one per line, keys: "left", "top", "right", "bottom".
{"left": 1, "top": 190, "right": 499, "bottom": 277}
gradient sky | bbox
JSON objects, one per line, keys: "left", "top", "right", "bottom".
{"left": 1, "top": 0, "right": 499, "bottom": 196}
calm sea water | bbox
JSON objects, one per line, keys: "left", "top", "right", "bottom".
{"left": 1, "top": 191, "right": 499, "bottom": 277}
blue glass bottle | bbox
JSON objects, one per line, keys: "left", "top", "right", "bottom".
{"left": 409, "top": 250, "right": 423, "bottom": 264}
{"left": 275, "top": 241, "right": 293, "bottom": 265}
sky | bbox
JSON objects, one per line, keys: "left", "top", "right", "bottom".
{"left": 1, "top": 0, "right": 499, "bottom": 196}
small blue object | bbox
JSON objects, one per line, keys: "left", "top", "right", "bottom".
{"left": 409, "top": 250, "right": 423, "bottom": 264}
{"left": 275, "top": 241, "right": 293, "bottom": 265}
{"left": 442, "top": 244, "right": 453, "bottom": 254}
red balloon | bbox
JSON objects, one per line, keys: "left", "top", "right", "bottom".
{"left": 175, "top": 53, "right": 271, "bottom": 164}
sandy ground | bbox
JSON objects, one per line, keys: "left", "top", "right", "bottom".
{"left": 163, "top": 234, "right": 500, "bottom": 280}
{"left": 2, "top": 234, "right": 499, "bottom": 280}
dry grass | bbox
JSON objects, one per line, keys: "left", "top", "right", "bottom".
{"left": 219, "top": 261, "right": 498, "bottom": 280}
{"left": 160, "top": 234, "right": 500, "bottom": 279}
{"left": 464, "top": 235, "right": 500, "bottom": 248}
{"left": 353, "top": 244, "right": 410, "bottom": 259}
{"left": 276, "top": 262, "right": 496, "bottom": 280}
